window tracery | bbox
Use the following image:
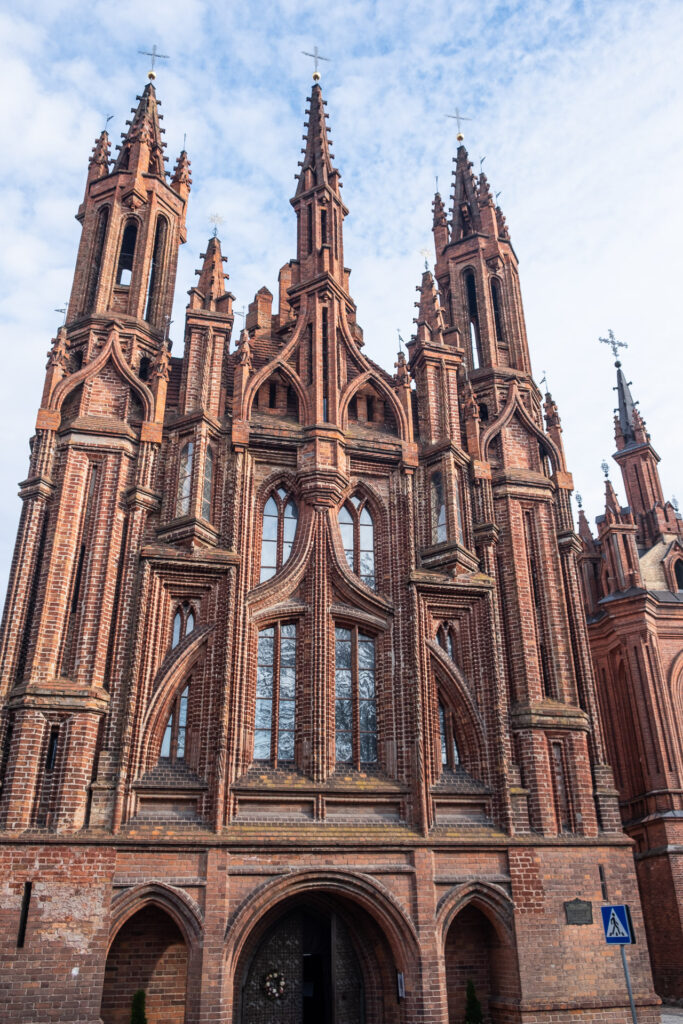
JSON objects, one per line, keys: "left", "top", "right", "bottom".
{"left": 171, "top": 602, "right": 196, "bottom": 649}
{"left": 338, "top": 495, "right": 375, "bottom": 589}
{"left": 260, "top": 487, "right": 298, "bottom": 582}
{"left": 254, "top": 623, "right": 297, "bottom": 763}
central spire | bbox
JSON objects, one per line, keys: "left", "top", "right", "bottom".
{"left": 295, "top": 82, "right": 340, "bottom": 196}
{"left": 113, "top": 81, "right": 166, "bottom": 178}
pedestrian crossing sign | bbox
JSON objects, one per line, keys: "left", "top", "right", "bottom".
{"left": 601, "top": 904, "right": 634, "bottom": 944}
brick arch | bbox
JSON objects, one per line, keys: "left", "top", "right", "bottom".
{"left": 429, "top": 647, "right": 487, "bottom": 780}
{"left": 435, "top": 880, "right": 516, "bottom": 952}
{"left": 108, "top": 880, "right": 203, "bottom": 950}
{"left": 332, "top": 479, "right": 390, "bottom": 595}
{"left": 242, "top": 357, "right": 312, "bottom": 424}
{"left": 49, "top": 323, "right": 154, "bottom": 421}
{"left": 136, "top": 625, "right": 213, "bottom": 774}
{"left": 339, "top": 368, "right": 410, "bottom": 441}
{"left": 249, "top": 471, "right": 314, "bottom": 600}
{"left": 224, "top": 869, "right": 419, "bottom": 977}
{"left": 480, "top": 379, "right": 563, "bottom": 472}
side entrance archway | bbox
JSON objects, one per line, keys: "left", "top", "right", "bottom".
{"left": 444, "top": 902, "right": 520, "bottom": 1023}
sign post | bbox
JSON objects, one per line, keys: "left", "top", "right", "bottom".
{"left": 600, "top": 905, "right": 637, "bottom": 1024}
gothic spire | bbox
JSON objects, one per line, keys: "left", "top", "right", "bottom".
{"left": 295, "top": 82, "right": 340, "bottom": 197}
{"left": 88, "top": 130, "right": 111, "bottom": 182}
{"left": 113, "top": 81, "right": 166, "bottom": 178}
{"left": 614, "top": 362, "right": 640, "bottom": 448}
{"left": 171, "top": 149, "right": 192, "bottom": 200}
{"left": 450, "top": 143, "right": 482, "bottom": 242}
{"left": 432, "top": 191, "right": 449, "bottom": 256}
{"left": 193, "top": 235, "right": 229, "bottom": 311}
{"left": 411, "top": 269, "right": 446, "bottom": 348}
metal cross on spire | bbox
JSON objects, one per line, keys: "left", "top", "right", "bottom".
{"left": 209, "top": 213, "right": 225, "bottom": 239}
{"left": 302, "top": 46, "right": 330, "bottom": 81}
{"left": 446, "top": 107, "right": 472, "bottom": 141}
{"left": 139, "top": 44, "right": 170, "bottom": 81}
{"left": 599, "top": 328, "right": 628, "bottom": 364}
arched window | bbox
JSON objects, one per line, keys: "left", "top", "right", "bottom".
{"left": 254, "top": 623, "right": 297, "bottom": 763}
{"left": 160, "top": 684, "right": 189, "bottom": 762}
{"left": 260, "top": 487, "right": 298, "bottom": 582}
{"left": 116, "top": 221, "right": 138, "bottom": 286}
{"left": 675, "top": 560, "right": 683, "bottom": 592}
{"left": 431, "top": 470, "right": 447, "bottom": 545}
{"left": 145, "top": 215, "right": 168, "bottom": 326}
{"left": 84, "top": 206, "right": 109, "bottom": 313}
{"left": 176, "top": 441, "right": 194, "bottom": 517}
{"left": 171, "top": 602, "right": 196, "bottom": 649}
{"left": 138, "top": 356, "right": 151, "bottom": 381}
{"left": 338, "top": 495, "right": 375, "bottom": 590}
{"left": 201, "top": 446, "right": 214, "bottom": 521}
{"left": 464, "top": 271, "right": 482, "bottom": 370}
{"left": 335, "top": 627, "right": 377, "bottom": 765}
{"left": 439, "top": 701, "right": 460, "bottom": 770}
{"left": 490, "top": 277, "right": 505, "bottom": 344}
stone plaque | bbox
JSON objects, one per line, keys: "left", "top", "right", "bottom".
{"left": 564, "top": 898, "right": 593, "bottom": 925}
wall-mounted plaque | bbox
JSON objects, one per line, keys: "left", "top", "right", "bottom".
{"left": 564, "top": 898, "right": 593, "bottom": 925}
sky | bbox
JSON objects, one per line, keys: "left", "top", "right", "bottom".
{"left": 0, "top": 0, "right": 681, "bottom": 595}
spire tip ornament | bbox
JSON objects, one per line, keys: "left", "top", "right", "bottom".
{"left": 302, "top": 46, "right": 330, "bottom": 81}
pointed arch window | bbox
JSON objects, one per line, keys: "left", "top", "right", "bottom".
{"left": 84, "top": 206, "right": 109, "bottom": 313}
{"left": 160, "top": 684, "right": 189, "bottom": 762}
{"left": 171, "top": 602, "right": 196, "bottom": 649}
{"left": 201, "top": 445, "right": 214, "bottom": 521}
{"left": 437, "top": 623, "right": 456, "bottom": 661}
{"left": 116, "top": 221, "right": 138, "bottom": 287}
{"left": 431, "top": 470, "right": 447, "bottom": 545}
{"left": 145, "top": 215, "right": 168, "bottom": 326}
{"left": 439, "top": 701, "right": 461, "bottom": 770}
{"left": 490, "top": 277, "right": 505, "bottom": 344}
{"left": 338, "top": 495, "right": 375, "bottom": 590}
{"left": 254, "top": 623, "right": 297, "bottom": 763}
{"left": 335, "top": 627, "right": 377, "bottom": 765}
{"left": 464, "top": 271, "right": 482, "bottom": 370}
{"left": 176, "top": 441, "right": 194, "bottom": 517}
{"left": 260, "top": 488, "right": 298, "bottom": 582}
{"left": 675, "top": 560, "right": 683, "bottom": 592}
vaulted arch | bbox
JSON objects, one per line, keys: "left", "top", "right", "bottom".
{"left": 481, "top": 380, "right": 563, "bottom": 472}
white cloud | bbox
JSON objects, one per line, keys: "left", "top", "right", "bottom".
{"left": 0, "top": 0, "right": 681, "bottom": 596}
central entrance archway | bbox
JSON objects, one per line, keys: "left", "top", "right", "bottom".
{"left": 241, "top": 905, "right": 364, "bottom": 1024}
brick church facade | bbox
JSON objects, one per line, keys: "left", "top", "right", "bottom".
{"left": 0, "top": 71, "right": 663, "bottom": 1022}
{"left": 578, "top": 352, "right": 683, "bottom": 1001}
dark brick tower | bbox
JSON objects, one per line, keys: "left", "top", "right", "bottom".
{"left": 0, "top": 75, "right": 661, "bottom": 1024}
{"left": 578, "top": 349, "right": 683, "bottom": 1000}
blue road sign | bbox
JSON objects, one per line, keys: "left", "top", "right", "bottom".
{"left": 601, "top": 905, "right": 634, "bottom": 944}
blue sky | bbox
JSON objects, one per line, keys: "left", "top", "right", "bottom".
{"left": 0, "top": 0, "right": 681, "bottom": 593}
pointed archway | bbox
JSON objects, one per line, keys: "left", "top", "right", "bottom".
{"left": 100, "top": 904, "right": 188, "bottom": 1024}
{"left": 444, "top": 902, "right": 520, "bottom": 1024}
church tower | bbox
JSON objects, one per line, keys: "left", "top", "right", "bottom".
{"left": 0, "top": 73, "right": 661, "bottom": 1024}
{"left": 578, "top": 341, "right": 683, "bottom": 999}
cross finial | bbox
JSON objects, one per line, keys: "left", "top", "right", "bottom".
{"left": 302, "top": 46, "right": 330, "bottom": 81}
{"left": 418, "top": 248, "right": 431, "bottom": 271}
{"left": 599, "top": 328, "right": 628, "bottom": 365}
{"left": 103, "top": 114, "right": 114, "bottom": 133}
{"left": 576, "top": 493, "right": 583, "bottom": 509}
{"left": 539, "top": 369, "right": 548, "bottom": 391}
{"left": 54, "top": 303, "right": 68, "bottom": 326}
{"left": 139, "top": 44, "right": 170, "bottom": 81}
{"left": 446, "top": 107, "right": 472, "bottom": 141}
{"left": 209, "top": 213, "right": 225, "bottom": 238}
{"left": 397, "top": 329, "right": 405, "bottom": 354}
{"left": 601, "top": 459, "right": 610, "bottom": 478}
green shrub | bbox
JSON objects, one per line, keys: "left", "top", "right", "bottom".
{"left": 130, "top": 989, "right": 147, "bottom": 1024}
{"left": 465, "top": 978, "right": 483, "bottom": 1024}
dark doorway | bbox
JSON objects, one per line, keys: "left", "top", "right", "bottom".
{"left": 241, "top": 906, "right": 364, "bottom": 1024}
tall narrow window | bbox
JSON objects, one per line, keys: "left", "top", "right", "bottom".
{"left": 171, "top": 602, "right": 196, "bottom": 649}
{"left": 160, "top": 685, "right": 189, "bottom": 762}
{"left": 550, "top": 740, "right": 572, "bottom": 832}
{"left": 431, "top": 470, "right": 447, "bottom": 545}
{"left": 335, "top": 627, "right": 377, "bottom": 765}
{"left": 201, "top": 446, "right": 214, "bottom": 521}
{"left": 464, "top": 271, "right": 482, "bottom": 370}
{"left": 45, "top": 726, "right": 59, "bottom": 772}
{"left": 176, "top": 441, "right": 194, "bottom": 517}
{"left": 322, "top": 307, "right": 329, "bottom": 421}
{"left": 437, "top": 624, "right": 455, "bottom": 661}
{"left": 116, "top": 221, "right": 138, "bottom": 286}
{"left": 307, "top": 323, "right": 314, "bottom": 385}
{"left": 260, "top": 488, "right": 298, "bottom": 582}
{"left": 490, "top": 278, "right": 505, "bottom": 344}
{"left": 254, "top": 623, "right": 297, "bottom": 763}
{"left": 145, "top": 216, "right": 168, "bottom": 326}
{"left": 675, "top": 561, "right": 683, "bottom": 591}
{"left": 307, "top": 205, "right": 313, "bottom": 254}
{"left": 439, "top": 701, "right": 460, "bottom": 770}
{"left": 338, "top": 496, "right": 376, "bottom": 590}
{"left": 84, "top": 207, "right": 109, "bottom": 313}
{"left": 524, "top": 509, "right": 551, "bottom": 696}
{"left": 321, "top": 208, "right": 328, "bottom": 244}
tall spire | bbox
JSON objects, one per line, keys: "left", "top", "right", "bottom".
{"left": 614, "top": 362, "right": 640, "bottom": 448}
{"left": 412, "top": 269, "right": 446, "bottom": 349}
{"left": 450, "top": 144, "right": 482, "bottom": 241}
{"left": 113, "top": 82, "right": 166, "bottom": 178}
{"left": 88, "top": 130, "right": 111, "bottom": 183}
{"left": 191, "top": 235, "right": 231, "bottom": 313}
{"left": 432, "top": 191, "right": 449, "bottom": 256}
{"left": 295, "top": 82, "right": 340, "bottom": 197}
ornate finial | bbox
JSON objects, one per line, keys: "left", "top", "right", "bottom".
{"left": 446, "top": 107, "right": 472, "bottom": 142}
{"left": 672, "top": 495, "right": 679, "bottom": 513}
{"left": 601, "top": 459, "right": 610, "bottom": 478}
{"left": 396, "top": 329, "right": 405, "bottom": 355}
{"left": 103, "top": 114, "right": 114, "bottom": 132}
{"left": 302, "top": 46, "right": 330, "bottom": 82}
{"left": 576, "top": 493, "right": 583, "bottom": 509}
{"left": 435, "top": 174, "right": 439, "bottom": 193}
{"left": 418, "top": 248, "right": 430, "bottom": 271}
{"left": 209, "top": 213, "right": 225, "bottom": 238}
{"left": 54, "top": 303, "right": 68, "bottom": 326}
{"left": 599, "top": 328, "right": 628, "bottom": 365}
{"left": 138, "top": 44, "right": 169, "bottom": 80}
{"left": 539, "top": 369, "right": 548, "bottom": 392}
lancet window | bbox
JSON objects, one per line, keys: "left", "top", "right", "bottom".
{"left": 437, "top": 623, "right": 456, "bottom": 661}
{"left": 201, "top": 446, "right": 214, "bottom": 521}
{"left": 431, "top": 470, "right": 447, "bottom": 545}
{"left": 254, "top": 623, "right": 297, "bottom": 763}
{"left": 464, "top": 270, "right": 482, "bottom": 370}
{"left": 144, "top": 215, "right": 168, "bottom": 326}
{"left": 335, "top": 627, "right": 377, "bottom": 765}
{"left": 338, "top": 496, "right": 375, "bottom": 590}
{"left": 490, "top": 277, "right": 505, "bottom": 344}
{"left": 176, "top": 441, "right": 194, "bottom": 517}
{"left": 260, "top": 488, "right": 298, "bottom": 582}
{"left": 171, "top": 602, "right": 196, "bottom": 649}
{"left": 160, "top": 684, "right": 189, "bottom": 762}
{"left": 116, "top": 221, "right": 138, "bottom": 287}
{"left": 439, "top": 701, "right": 461, "bottom": 770}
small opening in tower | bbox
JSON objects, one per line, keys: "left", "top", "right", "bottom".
{"left": 71, "top": 350, "right": 84, "bottom": 373}
{"left": 675, "top": 560, "right": 683, "bottom": 591}
{"left": 45, "top": 727, "right": 59, "bottom": 772}
{"left": 478, "top": 402, "right": 489, "bottom": 422}
{"left": 464, "top": 271, "right": 482, "bottom": 370}
{"left": 116, "top": 221, "right": 138, "bottom": 287}
{"left": 321, "top": 209, "right": 328, "bottom": 244}
{"left": 490, "top": 277, "right": 505, "bottom": 344}
{"left": 139, "top": 356, "right": 151, "bottom": 381}
{"left": 307, "top": 205, "right": 313, "bottom": 254}
{"left": 367, "top": 396, "right": 375, "bottom": 422}
{"left": 269, "top": 380, "right": 277, "bottom": 409}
